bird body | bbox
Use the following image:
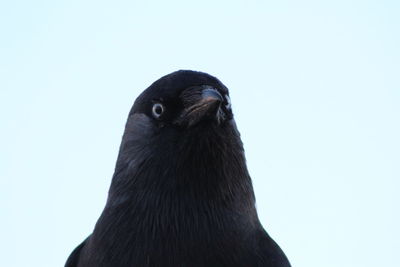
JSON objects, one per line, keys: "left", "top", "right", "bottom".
{"left": 66, "top": 70, "right": 291, "bottom": 267}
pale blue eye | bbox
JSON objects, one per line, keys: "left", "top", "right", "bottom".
{"left": 152, "top": 103, "right": 164, "bottom": 118}
{"left": 225, "top": 95, "right": 231, "bottom": 109}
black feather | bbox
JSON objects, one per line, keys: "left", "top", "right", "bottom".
{"left": 65, "top": 236, "right": 90, "bottom": 267}
{"left": 66, "top": 70, "right": 291, "bottom": 267}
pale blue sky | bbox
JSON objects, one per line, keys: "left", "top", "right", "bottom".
{"left": 1, "top": 1, "right": 399, "bottom": 267}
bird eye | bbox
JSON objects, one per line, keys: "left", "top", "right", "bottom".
{"left": 225, "top": 95, "right": 231, "bottom": 109}
{"left": 152, "top": 103, "right": 164, "bottom": 118}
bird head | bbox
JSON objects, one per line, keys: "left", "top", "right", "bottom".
{"left": 130, "top": 70, "right": 233, "bottom": 129}
{"left": 112, "top": 70, "right": 251, "bottom": 203}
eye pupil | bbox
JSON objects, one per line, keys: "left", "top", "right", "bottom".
{"left": 155, "top": 105, "right": 162, "bottom": 114}
{"left": 152, "top": 103, "right": 164, "bottom": 118}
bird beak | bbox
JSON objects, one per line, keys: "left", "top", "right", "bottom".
{"left": 175, "top": 87, "right": 224, "bottom": 127}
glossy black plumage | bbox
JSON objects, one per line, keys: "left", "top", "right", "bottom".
{"left": 66, "top": 70, "right": 291, "bottom": 267}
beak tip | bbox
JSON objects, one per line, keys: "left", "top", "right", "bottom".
{"left": 175, "top": 87, "right": 225, "bottom": 127}
{"left": 201, "top": 88, "right": 223, "bottom": 104}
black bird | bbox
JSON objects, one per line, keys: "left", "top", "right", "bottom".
{"left": 65, "top": 70, "right": 291, "bottom": 267}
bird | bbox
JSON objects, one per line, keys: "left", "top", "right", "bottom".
{"left": 65, "top": 70, "right": 291, "bottom": 267}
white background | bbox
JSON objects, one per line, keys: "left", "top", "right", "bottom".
{"left": 1, "top": 1, "right": 399, "bottom": 266}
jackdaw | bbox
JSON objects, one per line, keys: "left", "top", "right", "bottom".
{"left": 65, "top": 70, "right": 291, "bottom": 267}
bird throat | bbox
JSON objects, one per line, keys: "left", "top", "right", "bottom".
{"left": 90, "top": 122, "right": 258, "bottom": 265}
